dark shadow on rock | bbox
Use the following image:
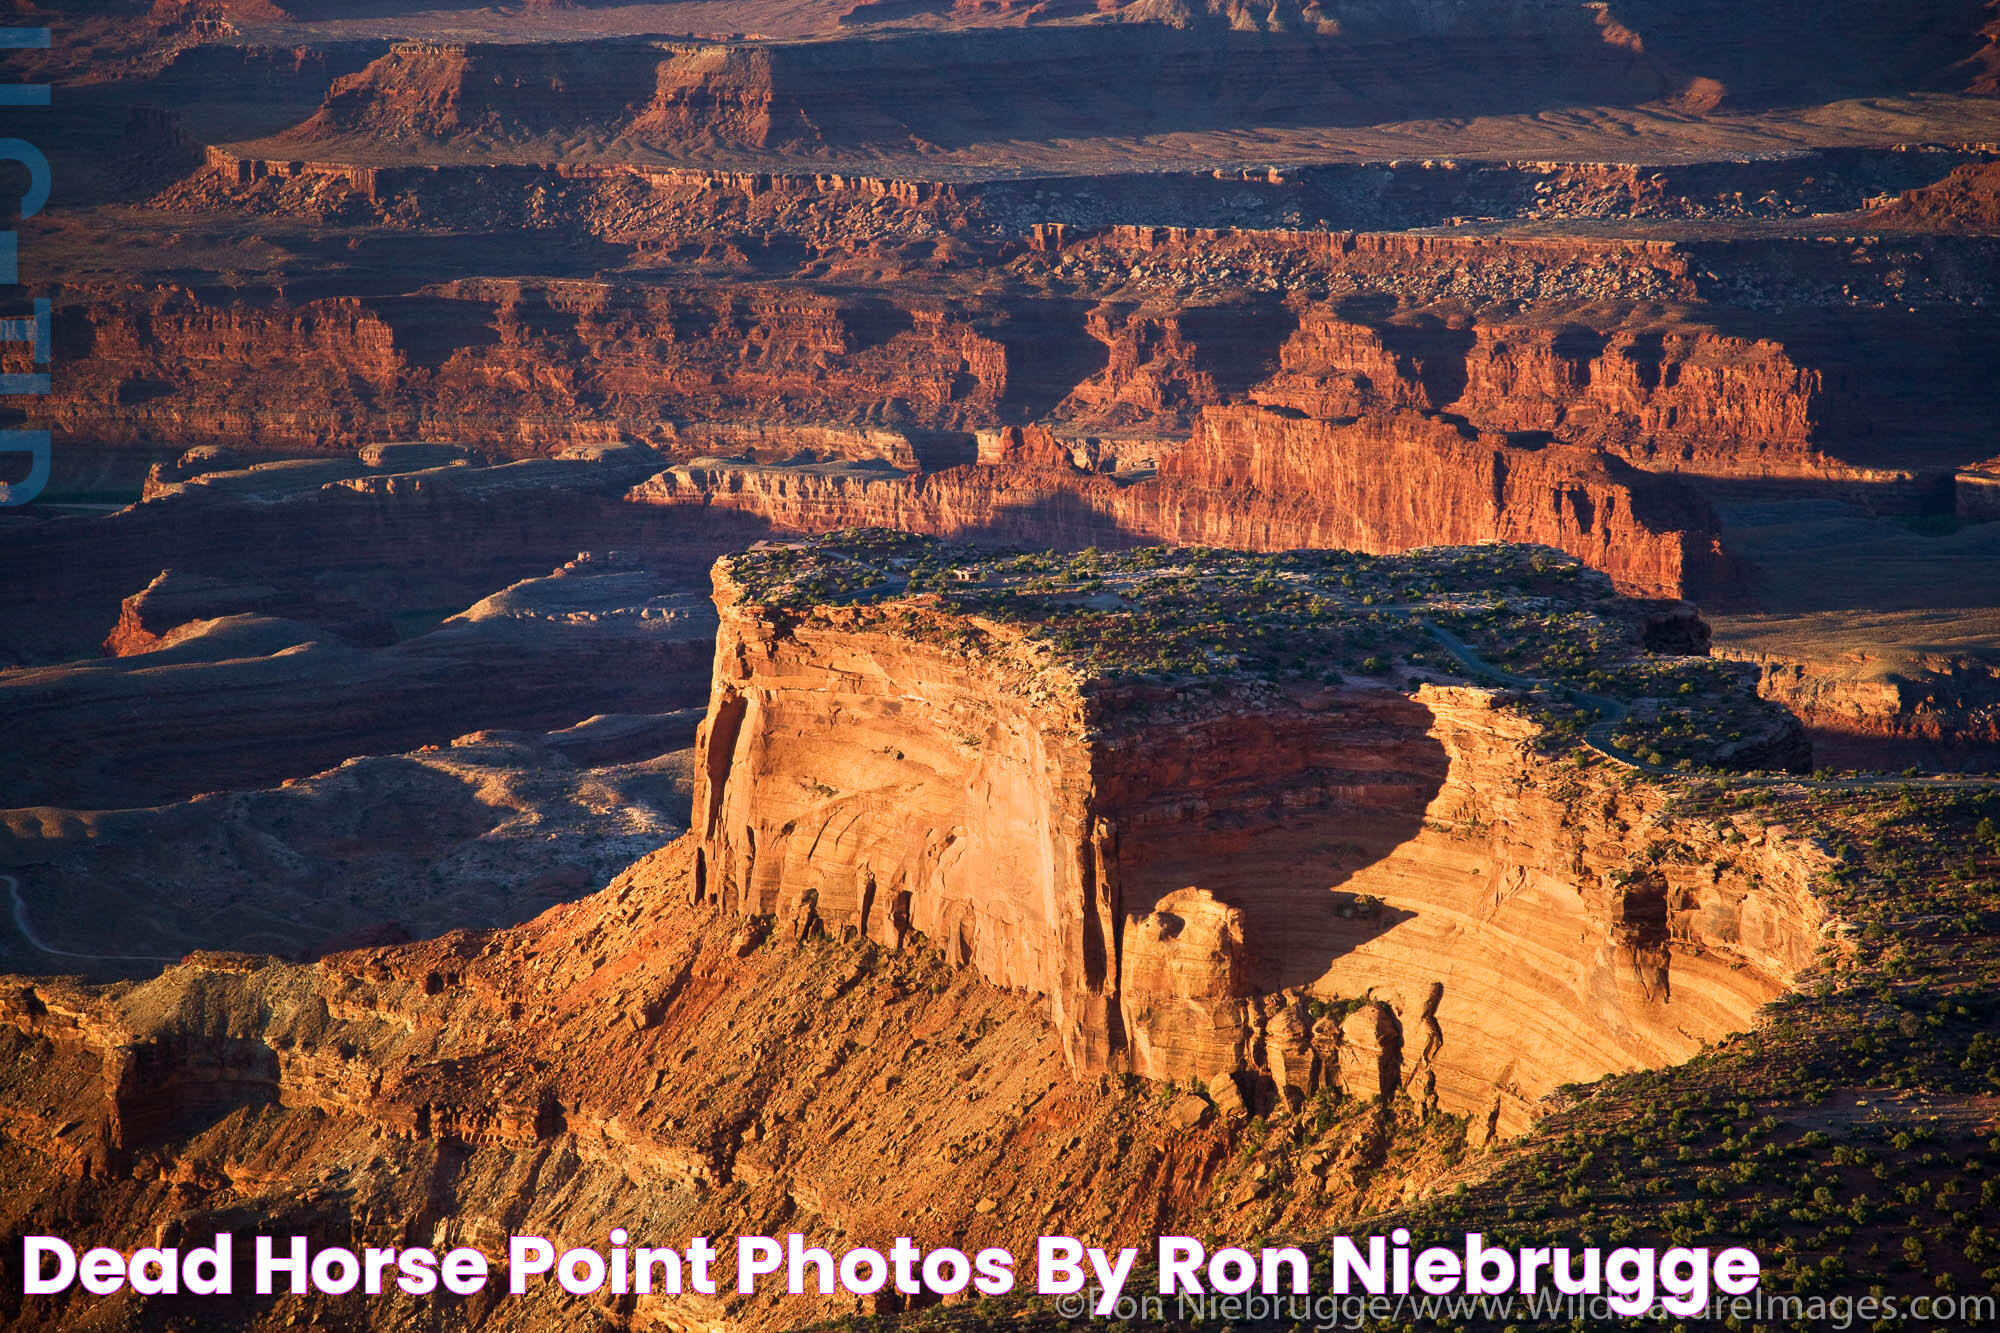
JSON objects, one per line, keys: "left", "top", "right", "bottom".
{"left": 1106, "top": 687, "right": 1450, "bottom": 995}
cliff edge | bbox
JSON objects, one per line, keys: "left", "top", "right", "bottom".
{"left": 691, "top": 533, "right": 1822, "bottom": 1135}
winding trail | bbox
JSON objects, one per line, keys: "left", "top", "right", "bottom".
{"left": 4, "top": 874, "right": 179, "bottom": 965}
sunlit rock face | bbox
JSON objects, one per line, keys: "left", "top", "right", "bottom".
{"left": 691, "top": 536, "right": 1829, "bottom": 1138}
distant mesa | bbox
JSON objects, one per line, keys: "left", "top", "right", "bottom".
{"left": 256, "top": 0, "right": 1999, "bottom": 157}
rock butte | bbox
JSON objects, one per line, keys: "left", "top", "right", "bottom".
{"left": 689, "top": 534, "right": 1824, "bottom": 1137}
{"left": 0, "top": 537, "right": 1852, "bottom": 1332}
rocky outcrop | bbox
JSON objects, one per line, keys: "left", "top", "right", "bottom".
{"left": 44, "top": 280, "right": 1012, "bottom": 451}
{"left": 0, "top": 530, "right": 1855, "bottom": 1331}
{"left": 631, "top": 405, "right": 1730, "bottom": 597}
{"left": 103, "top": 569, "right": 394, "bottom": 656}
{"left": 1866, "top": 161, "right": 2000, "bottom": 232}
{"left": 48, "top": 274, "right": 1820, "bottom": 461}
{"left": 274, "top": 19, "right": 1666, "bottom": 157}
{"left": 1252, "top": 309, "right": 1861, "bottom": 478}
{"left": 0, "top": 447, "right": 760, "bottom": 667}
{"left": 293, "top": 41, "right": 669, "bottom": 145}
{"left": 0, "top": 840, "right": 1387, "bottom": 1332}
{"left": 1960, "top": 455, "right": 2000, "bottom": 520}
{"left": 39, "top": 256, "right": 1953, "bottom": 492}
{"left": 1051, "top": 302, "right": 1292, "bottom": 432}
{"left": 1156, "top": 406, "right": 1730, "bottom": 596}
{"left": 1719, "top": 646, "right": 2000, "bottom": 770}
{"left": 688, "top": 558, "right": 1831, "bottom": 1136}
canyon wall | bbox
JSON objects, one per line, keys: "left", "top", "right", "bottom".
{"left": 689, "top": 575, "right": 1833, "bottom": 1136}
{"left": 1251, "top": 308, "right": 1861, "bottom": 478}
{"left": 277, "top": 19, "right": 1666, "bottom": 156}
{"left": 246, "top": 2, "right": 1996, "bottom": 159}
{"left": 631, "top": 406, "right": 1728, "bottom": 598}
{"left": 687, "top": 571, "right": 1106, "bottom": 1062}
{"left": 42, "top": 280, "right": 1013, "bottom": 451}
{"left": 1156, "top": 406, "right": 1729, "bottom": 596}
{"left": 42, "top": 265, "right": 1894, "bottom": 480}
{"left": 0, "top": 856, "right": 1264, "bottom": 1333}
{"left": 1720, "top": 647, "right": 2000, "bottom": 769}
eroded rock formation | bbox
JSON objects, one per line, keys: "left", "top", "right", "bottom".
{"left": 1250, "top": 307, "right": 1862, "bottom": 479}
{"left": 274, "top": 19, "right": 1668, "bottom": 157}
{"left": 43, "top": 280, "right": 1012, "bottom": 451}
{"left": 1720, "top": 646, "right": 2000, "bottom": 769}
{"left": 633, "top": 405, "right": 1728, "bottom": 597}
{"left": 688, "top": 539, "right": 1829, "bottom": 1136}
{"left": 0, "top": 535, "right": 1851, "bottom": 1332}
{"left": 103, "top": 568, "right": 394, "bottom": 656}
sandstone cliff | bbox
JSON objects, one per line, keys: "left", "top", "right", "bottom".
{"left": 0, "top": 838, "right": 1471, "bottom": 1332}
{"left": 1251, "top": 308, "right": 1863, "bottom": 479}
{"left": 43, "top": 279, "right": 1014, "bottom": 452}
{"left": 0, "top": 536, "right": 1849, "bottom": 1333}
{"left": 273, "top": 18, "right": 1666, "bottom": 159}
{"left": 630, "top": 405, "right": 1729, "bottom": 598}
{"left": 1719, "top": 645, "right": 2000, "bottom": 769}
{"left": 1158, "top": 406, "right": 1730, "bottom": 596}
{"left": 42, "top": 264, "right": 1908, "bottom": 494}
{"left": 687, "top": 537, "right": 1830, "bottom": 1136}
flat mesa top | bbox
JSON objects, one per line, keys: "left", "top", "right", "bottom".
{"left": 717, "top": 531, "right": 1785, "bottom": 762}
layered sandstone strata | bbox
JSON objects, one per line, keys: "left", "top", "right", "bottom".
{"left": 0, "top": 535, "right": 1844, "bottom": 1332}
{"left": 0, "top": 446, "right": 761, "bottom": 667}
{"left": 1866, "top": 161, "right": 2000, "bottom": 232}
{"left": 276, "top": 18, "right": 1665, "bottom": 158}
{"left": 1157, "top": 406, "right": 1730, "bottom": 595}
{"left": 631, "top": 406, "right": 1729, "bottom": 597}
{"left": 1249, "top": 307, "right": 1861, "bottom": 478}
{"left": 0, "top": 847, "right": 1261, "bottom": 1332}
{"left": 688, "top": 536, "right": 1828, "bottom": 1136}
{"left": 42, "top": 280, "right": 1012, "bottom": 451}
{"left": 41, "top": 257, "right": 1916, "bottom": 476}
{"left": 184, "top": 148, "right": 1986, "bottom": 241}
{"left": 102, "top": 568, "right": 394, "bottom": 656}
{"left": 1718, "top": 645, "right": 2000, "bottom": 769}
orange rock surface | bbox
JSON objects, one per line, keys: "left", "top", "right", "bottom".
{"left": 632, "top": 405, "right": 1728, "bottom": 597}
{"left": 688, "top": 552, "right": 1828, "bottom": 1136}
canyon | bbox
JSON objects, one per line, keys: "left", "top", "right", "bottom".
{"left": 0, "top": 539, "right": 1857, "bottom": 1331}
{"left": 0, "top": 543, "right": 717, "bottom": 810}
{"left": 689, "top": 537, "right": 1824, "bottom": 1137}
